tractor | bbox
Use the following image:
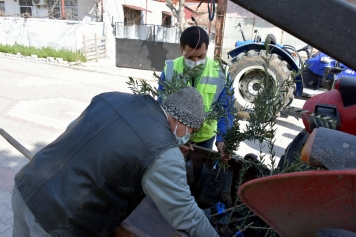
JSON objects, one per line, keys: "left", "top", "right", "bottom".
{"left": 227, "top": 23, "right": 303, "bottom": 109}
{"left": 302, "top": 48, "right": 356, "bottom": 92}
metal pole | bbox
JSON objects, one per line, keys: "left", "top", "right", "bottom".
{"left": 0, "top": 129, "right": 33, "bottom": 160}
{"left": 101, "top": 0, "right": 104, "bottom": 22}
{"left": 214, "top": 0, "right": 228, "bottom": 58}
{"left": 95, "top": 33, "right": 98, "bottom": 62}
{"left": 61, "top": 0, "right": 65, "bottom": 19}
{"left": 145, "top": 0, "right": 148, "bottom": 24}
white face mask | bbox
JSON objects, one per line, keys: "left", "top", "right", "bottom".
{"left": 173, "top": 124, "right": 191, "bottom": 145}
{"left": 184, "top": 58, "right": 206, "bottom": 68}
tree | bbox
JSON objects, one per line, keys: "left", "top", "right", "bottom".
{"left": 165, "top": 0, "right": 188, "bottom": 33}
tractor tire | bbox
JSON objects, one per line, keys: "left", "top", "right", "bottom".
{"left": 230, "top": 49, "right": 294, "bottom": 110}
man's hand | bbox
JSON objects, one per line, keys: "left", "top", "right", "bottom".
{"left": 179, "top": 143, "right": 194, "bottom": 156}
{"left": 216, "top": 142, "right": 231, "bottom": 163}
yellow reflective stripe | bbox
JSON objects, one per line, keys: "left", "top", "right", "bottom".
{"left": 200, "top": 75, "right": 226, "bottom": 103}
{"left": 165, "top": 60, "right": 174, "bottom": 82}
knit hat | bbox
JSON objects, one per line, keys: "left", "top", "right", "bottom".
{"left": 162, "top": 86, "right": 205, "bottom": 129}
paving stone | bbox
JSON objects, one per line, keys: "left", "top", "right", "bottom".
{"left": 3, "top": 217, "right": 13, "bottom": 226}
{"left": 0, "top": 222, "right": 11, "bottom": 236}
{"left": 0, "top": 205, "right": 13, "bottom": 223}
{"left": 0, "top": 167, "right": 15, "bottom": 193}
{"left": 0, "top": 227, "right": 12, "bottom": 237}
{"left": 0, "top": 191, "right": 9, "bottom": 201}
{"left": 0, "top": 193, "right": 12, "bottom": 210}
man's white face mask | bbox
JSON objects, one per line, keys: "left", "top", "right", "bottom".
{"left": 173, "top": 124, "right": 191, "bottom": 145}
{"left": 184, "top": 58, "right": 206, "bottom": 68}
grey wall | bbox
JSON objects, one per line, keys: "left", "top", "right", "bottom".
{"left": 115, "top": 38, "right": 181, "bottom": 71}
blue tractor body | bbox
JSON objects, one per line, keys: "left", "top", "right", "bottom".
{"left": 304, "top": 51, "right": 356, "bottom": 90}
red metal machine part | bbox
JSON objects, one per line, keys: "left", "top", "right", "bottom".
{"left": 239, "top": 127, "right": 356, "bottom": 237}
{"left": 238, "top": 169, "right": 356, "bottom": 237}
{"left": 302, "top": 76, "right": 356, "bottom": 136}
{"left": 280, "top": 76, "right": 356, "bottom": 167}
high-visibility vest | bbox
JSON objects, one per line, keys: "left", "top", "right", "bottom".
{"left": 164, "top": 56, "right": 228, "bottom": 142}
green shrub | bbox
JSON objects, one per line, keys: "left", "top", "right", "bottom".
{"left": 0, "top": 43, "right": 86, "bottom": 62}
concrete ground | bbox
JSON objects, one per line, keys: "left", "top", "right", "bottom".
{"left": 0, "top": 56, "right": 306, "bottom": 236}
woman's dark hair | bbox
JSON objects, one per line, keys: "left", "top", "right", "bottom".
{"left": 180, "top": 26, "right": 209, "bottom": 49}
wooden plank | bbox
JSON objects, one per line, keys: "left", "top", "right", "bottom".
{"left": 86, "top": 50, "right": 106, "bottom": 57}
{"left": 86, "top": 46, "right": 105, "bottom": 52}
{"left": 95, "top": 33, "right": 98, "bottom": 62}
{"left": 85, "top": 45, "right": 105, "bottom": 51}
{"left": 84, "top": 44, "right": 105, "bottom": 51}
{"left": 87, "top": 57, "right": 102, "bottom": 61}
{"left": 83, "top": 35, "right": 87, "bottom": 60}
{"left": 229, "top": 0, "right": 356, "bottom": 70}
{"left": 87, "top": 54, "right": 105, "bottom": 60}
{"left": 86, "top": 47, "right": 105, "bottom": 53}
{"left": 84, "top": 35, "right": 105, "bottom": 39}
{"left": 86, "top": 54, "right": 105, "bottom": 59}
{"left": 87, "top": 48, "right": 105, "bottom": 54}
{"left": 85, "top": 41, "right": 105, "bottom": 45}
{"left": 87, "top": 50, "right": 105, "bottom": 54}
{"left": 83, "top": 38, "right": 106, "bottom": 44}
{"left": 83, "top": 35, "right": 105, "bottom": 40}
{"left": 105, "top": 33, "right": 107, "bottom": 58}
{"left": 85, "top": 46, "right": 105, "bottom": 52}
{"left": 84, "top": 38, "right": 103, "bottom": 42}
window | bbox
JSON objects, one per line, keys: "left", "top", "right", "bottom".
{"left": 50, "top": 0, "right": 78, "bottom": 20}
{"left": 19, "top": 0, "right": 32, "bottom": 17}
{"left": 123, "top": 6, "right": 141, "bottom": 26}
{"left": 162, "top": 12, "right": 172, "bottom": 27}
{"left": 0, "top": 1, "right": 5, "bottom": 15}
